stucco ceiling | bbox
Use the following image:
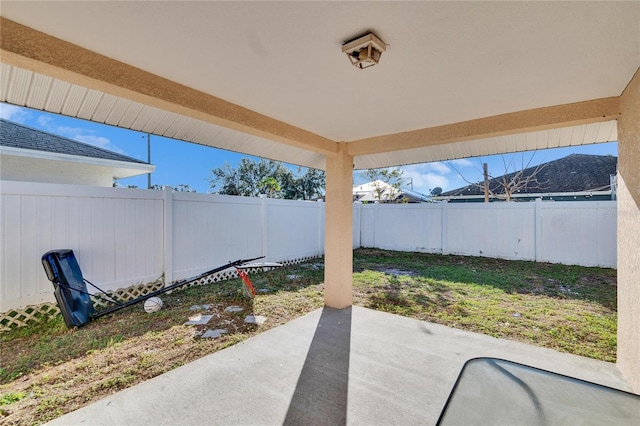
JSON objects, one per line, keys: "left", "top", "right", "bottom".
{"left": 1, "top": 1, "right": 638, "bottom": 170}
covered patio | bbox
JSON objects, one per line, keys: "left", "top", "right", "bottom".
{"left": 47, "top": 306, "right": 635, "bottom": 425}
{"left": 1, "top": 0, "right": 639, "bottom": 411}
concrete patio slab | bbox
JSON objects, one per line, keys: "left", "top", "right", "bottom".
{"left": 47, "top": 306, "right": 634, "bottom": 425}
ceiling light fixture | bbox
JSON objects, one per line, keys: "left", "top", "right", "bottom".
{"left": 342, "top": 32, "right": 386, "bottom": 69}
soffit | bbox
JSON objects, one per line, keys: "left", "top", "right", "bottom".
{"left": 0, "top": 1, "right": 638, "bottom": 169}
{"left": 0, "top": 63, "right": 328, "bottom": 170}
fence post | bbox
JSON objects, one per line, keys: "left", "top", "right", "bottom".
{"left": 352, "top": 202, "right": 359, "bottom": 249}
{"left": 318, "top": 200, "right": 325, "bottom": 256}
{"left": 441, "top": 201, "right": 448, "bottom": 254}
{"left": 163, "top": 186, "right": 173, "bottom": 286}
{"left": 260, "top": 195, "right": 268, "bottom": 259}
{"left": 534, "top": 198, "right": 542, "bottom": 262}
{"left": 373, "top": 202, "right": 379, "bottom": 248}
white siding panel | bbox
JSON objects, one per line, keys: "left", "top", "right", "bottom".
{"left": 547, "top": 128, "right": 562, "bottom": 148}
{"left": 77, "top": 90, "right": 105, "bottom": 120}
{"left": 0, "top": 63, "right": 12, "bottom": 101}
{"left": 583, "top": 123, "right": 600, "bottom": 145}
{"left": 105, "top": 98, "right": 132, "bottom": 126}
{"left": 181, "top": 120, "right": 208, "bottom": 143}
{"left": 26, "top": 73, "right": 53, "bottom": 110}
{"left": 61, "top": 85, "right": 87, "bottom": 116}
{"left": 44, "top": 79, "right": 71, "bottom": 113}
{"left": 129, "top": 105, "right": 159, "bottom": 131}
{"left": 569, "top": 125, "right": 586, "bottom": 146}
{"left": 525, "top": 132, "right": 539, "bottom": 151}
{"left": 154, "top": 112, "right": 179, "bottom": 136}
{"left": 117, "top": 101, "right": 144, "bottom": 129}
{"left": 91, "top": 94, "right": 119, "bottom": 123}
{"left": 139, "top": 109, "right": 171, "bottom": 134}
{"left": 5, "top": 67, "right": 31, "bottom": 105}
{"left": 164, "top": 115, "right": 193, "bottom": 140}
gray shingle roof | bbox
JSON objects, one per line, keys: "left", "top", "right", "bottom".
{"left": 442, "top": 153, "right": 617, "bottom": 197}
{"left": 0, "top": 119, "right": 147, "bottom": 164}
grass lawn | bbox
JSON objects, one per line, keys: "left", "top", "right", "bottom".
{"left": 0, "top": 248, "right": 617, "bottom": 424}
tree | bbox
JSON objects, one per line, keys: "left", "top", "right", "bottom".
{"left": 209, "top": 159, "right": 325, "bottom": 200}
{"left": 148, "top": 184, "right": 196, "bottom": 192}
{"left": 208, "top": 158, "right": 286, "bottom": 196}
{"left": 280, "top": 167, "right": 325, "bottom": 200}
{"left": 209, "top": 162, "right": 241, "bottom": 195}
{"left": 448, "top": 154, "right": 548, "bottom": 202}
{"left": 360, "top": 167, "right": 407, "bottom": 203}
{"left": 174, "top": 184, "right": 196, "bottom": 193}
{"left": 259, "top": 177, "right": 281, "bottom": 198}
{"left": 113, "top": 181, "right": 138, "bottom": 189}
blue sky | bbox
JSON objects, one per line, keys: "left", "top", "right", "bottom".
{"left": 1, "top": 103, "right": 617, "bottom": 195}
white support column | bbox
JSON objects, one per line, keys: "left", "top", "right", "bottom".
{"left": 617, "top": 68, "right": 640, "bottom": 393}
{"left": 324, "top": 143, "right": 353, "bottom": 309}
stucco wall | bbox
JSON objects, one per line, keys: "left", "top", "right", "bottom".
{"left": 617, "top": 67, "right": 640, "bottom": 393}
{"left": 0, "top": 156, "right": 113, "bottom": 186}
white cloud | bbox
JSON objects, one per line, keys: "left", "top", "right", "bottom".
{"left": 413, "top": 173, "right": 450, "bottom": 193}
{"left": 450, "top": 158, "right": 474, "bottom": 167}
{"left": 35, "top": 119, "right": 127, "bottom": 155}
{"left": 403, "top": 162, "right": 451, "bottom": 175}
{"left": 401, "top": 167, "right": 451, "bottom": 194}
{"left": 37, "top": 115, "right": 54, "bottom": 128}
{"left": 0, "top": 104, "right": 31, "bottom": 123}
{"left": 75, "top": 134, "right": 120, "bottom": 151}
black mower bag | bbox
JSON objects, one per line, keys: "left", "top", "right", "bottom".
{"left": 42, "top": 249, "right": 95, "bottom": 328}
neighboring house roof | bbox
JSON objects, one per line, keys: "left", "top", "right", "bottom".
{"left": 353, "top": 180, "right": 401, "bottom": 202}
{"left": 353, "top": 180, "right": 429, "bottom": 203}
{"left": 0, "top": 119, "right": 147, "bottom": 164}
{"left": 441, "top": 154, "right": 617, "bottom": 198}
{"left": 0, "top": 119, "right": 154, "bottom": 182}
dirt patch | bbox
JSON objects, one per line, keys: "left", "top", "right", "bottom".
{"left": 378, "top": 267, "right": 418, "bottom": 277}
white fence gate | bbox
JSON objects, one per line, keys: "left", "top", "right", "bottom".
{"left": 1, "top": 181, "right": 617, "bottom": 312}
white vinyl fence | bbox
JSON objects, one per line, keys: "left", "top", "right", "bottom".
{"left": 0, "top": 181, "right": 326, "bottom": 311}
{"left": 1, "top": 181, "right": 616, "bottom": 312}
{"left": 355, "top": 200, "right": 617, "bottom": 267}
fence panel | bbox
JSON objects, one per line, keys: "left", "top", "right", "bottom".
{"left": 0, "top": 180, "right": 617, "bottom": 312}
{"left": 171, "top": 193, "right": 263, "bottom": 281}
{"left": 538, "top": 202, "right": 617, "bottom": 267}
{"left": 358, "top": 200, "right": 615, "bottom": 268}
{"left": 265, "top": 198, "right": 324, "bottom": 261}
{"left": 445, "top": 203, "right": 536, "bottom": 261}
{"left": 0, "top": 182, "right": 164, "bottom": 311}
{"left": 359, "top": 204, "right": 443, "bottom": 252}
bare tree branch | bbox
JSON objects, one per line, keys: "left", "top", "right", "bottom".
{"left": 448, "top": 153, "right": 549, "bottom": 202}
